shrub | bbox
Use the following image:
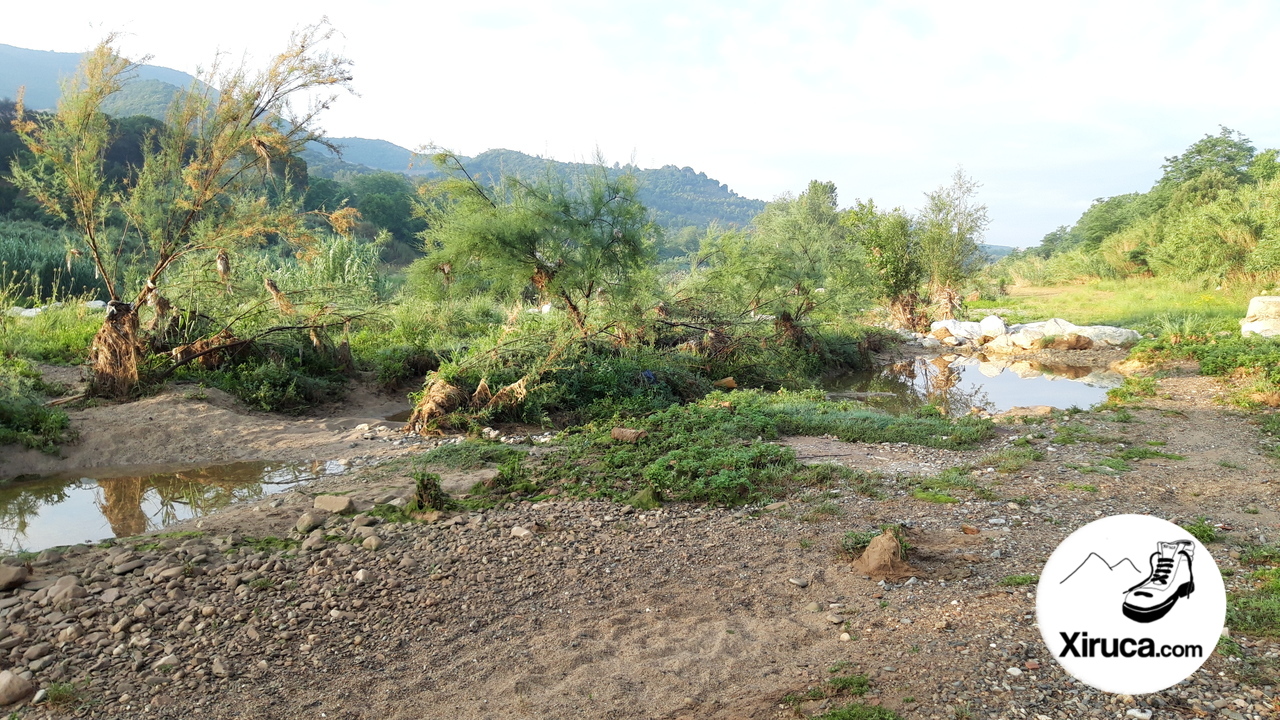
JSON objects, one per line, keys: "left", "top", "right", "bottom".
{"left": 0, "top": 355, "right": 72, "bottom": 453}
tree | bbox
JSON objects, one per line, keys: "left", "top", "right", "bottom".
{"left": 10, "top": 26, "right": 353, "bottom": 396}
{"left": 916, "top": 169, "right": 988, "bottom": 319}
{"left": 415, "top": 153, "right": 656, "bottom": 332}
{"left": 1160, "top": 126, "right": 1256, "bottom": 186}
{"left": 845, "top": 200, "right": 922, "bottom": 329}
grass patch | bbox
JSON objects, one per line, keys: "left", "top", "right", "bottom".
{"left": 535, "top": 390, "right": 980, "bottom": 506}
{"left": 45, "top": 681, "right": 85, "bottom": 708}
{"left": 1107, "top": 376, "right": 1158, "bottom": 403}
{"left": 827, "top": 674, "right": 871, "bottom": 695}
{"left": 998, "top": 574, "right": 1039, "bottom": 587}
{"left": 1118, "top": 446, "right": 1184, "bottom": 461}
{"left": 979, "top": 446, "right": 1045, "bottom": 473}
{"left": 913, "top": 466, "right": 997, "bottom": 501}
{"left": 413, "top": 440, "right": 525, "bottom": 470}
{"left": 911, "top": 489, "right": 958, "bottom": 503}
{"left": 1182, "top": 517, "right": 1218, "bottom": 545}
{"left": 1062, "top": 482, "right": 1099, "bottom": 492}
{"left": 1052, "top": 423, "right": 1123, "bottom": 445}
{"left": 812, "top": 704, "right": 902, "bottom": 720}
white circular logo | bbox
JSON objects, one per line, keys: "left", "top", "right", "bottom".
{"left": 1036, "top": 514, "right": 1226, "bottom": 694}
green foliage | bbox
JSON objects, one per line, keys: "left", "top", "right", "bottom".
{"left": 1161, "top": 126, "right": 1256, "bottom": 185}
{"left": 914, "top": 466, "right": 997, "bottom": 501}
{"left": 916, "top": 169, "right": 988, "bottom": 292}
{"left": 841, "top": 524, "right": 910, "bottom": 555}
{"left": 912, "top": 489, "right": 958, "bottom": 503}
{"left": 998, "top": 574, "right": 1039, "bottom": 587}
{"left": 413, "top": 471, "right": 453, "bottom": 511}
{"left": 1228, "top": 565, "right": 1280, "bottom": 636}
{"left": 415, "top": 153, "right": 656, "bottom": 330}
{"left": 179, "top": 355, "right": 347, "bottom": 414}
{"left": 827, "top": 675, "right": 871, "bottom": 695}
{"left": 0, "top": 300, "right": 102, "bottom": 364}
{"left": 1106, "top": 376, "right": 1158, "bottom": 403}
{"left": 414, "top": 441, "right": 524, "bottom": 470}
{"left": 1182, "top": 517, "right": 1218, "bottom": 545}
{"left": 0, "top": 355, "right": 72, "bottom": 453}
{"left": 0, "top": 219, "right": 101, "bottom": 301}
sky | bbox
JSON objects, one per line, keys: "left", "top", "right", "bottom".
{"left": 3, "top": 0, "right": 1279, "bottom": 247}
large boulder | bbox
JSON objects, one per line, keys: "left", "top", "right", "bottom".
{"left": 1075, "top": 325, "right": 1141, "bottom": 347}
{"left": 1241, "top": 296, "right": 1280, "bottom": 337}
{"left": 979, "top": 315, "right": 1007, "bottom": 339}
{"left": 930, "top": 319, "right": 983, "bottom": 341}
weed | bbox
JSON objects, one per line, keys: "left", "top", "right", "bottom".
{"left": 45, "top": 681, "right": 83, "bottom": 707}
{"left": 979, "top": 446, "right": 1045, "bottom": 473}
{"left": 798, "top": 538, "right": 813, "bottom": 550}
{"left": 0, "top": 355, "right": 74, "bottom": 453}
{"left": 1062, "top": 482, "right": 1099, "bottom": 492}
{"left": 912, "top": 489, "right": 958, "bottom": 503}
{"left": 1106, "top": 376, "right": 1158, "bottom": 403}
{"left": 901, "top": 696, "right": 915, "bottom": 704}
{"left": 1110, "top": 408, "right": 1136, "bottom": 423}
{"left": 878, "top": 600, "right": 889, "bottom": 608}
{"left": 249, "top": 577, "right": 275, "bottom": 590}
{"left": 1245, "top": 506, "right": 1260, "bottom": 514}
{"left": 1146, "top": 440, "right": 1167, "bottom": 446}
{"left": 828, "top": 661, "right": 853, "bottom": 673}
{"left": 1053, "top": 423, "right": 1123, "bottom": 445}
{"left": 841, "top": 525, "right": 911, "bottom": 556}
{"left": 1182, "top": 517, "right": 1218, "bottom": 544}
{"left": 827, "top": 674, "right": 871, "bottom": 695}
{"left": 999, "top": 574, "right": 1039, "bottom": 587}
{"left": 914, "top": 467, "right": 997, "bottom": 501}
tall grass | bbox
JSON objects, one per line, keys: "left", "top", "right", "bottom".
{"left": 0, "top": 220, "right": 102, "bottom": 303}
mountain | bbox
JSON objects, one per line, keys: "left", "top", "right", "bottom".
{"left": 0, "top": 43, "right": 197, "bottom": 118}
{"left": 305, "top": 141, "right": 767, "bottom": 229}
{"left": 979, "top": 243, "right": 1017, "bottom": 263}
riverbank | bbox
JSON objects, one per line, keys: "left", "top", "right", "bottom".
{"left": 0, "top": 368, "right": 1276, "bottom": 719}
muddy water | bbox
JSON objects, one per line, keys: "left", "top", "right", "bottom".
{"left": 825, "top": 355, "right": 1123, "bottom": 416}
{"left": 0, "top": 461, "right": 344, "bottom": 554}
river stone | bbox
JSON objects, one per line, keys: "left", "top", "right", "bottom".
{"left": 314, "top": 495, "right": 355, "bottom": 514}
{"left": 295, "top": 512, "right": 324, "bottom": 534}
{"left": 0, "top": 566, "right": 28, "bottom": 591}
{"left": 1241, "top": 297, "right": 1280, "bottom": 336}
{"left": 0, "top": 670, "right": 32, "bottom": 705}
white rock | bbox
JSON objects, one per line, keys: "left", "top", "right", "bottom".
{"left": 979, "top": 315, "right": 1007, "bottom": 338}
{"left": 1006, "top": 667, "right": 1023, "bottom": 676}
{"left": 354, "top": 569, "right": 373, "bottom": 584}
{"left": 1242, "top": 319, "right": 1280, "bottom": 338}
{"left": 1076, "top": 324, "right": 1141, "bottom": 346}
{"left": 919, "top": 337, "right": 943, "bottom": 350}
{"left": 18, "top": 307, "right": 42, "bottom": 318}
{"left": 82, "top": 300, "right": 107, "bottom": 309}
{"left": 511, "top": 526, "right": 533, "bottom": 539}
{"left": 361, "top": 536, "right": 383, "bottom": 551}
{"left": 1125, "top": 710, "right": 1152, "bottom": 720}
{"left": 314, "top": 495, "right": 355, "bottom": 514}
{"left": 1243, "top": 296, "right": 1280, "bottom": 321}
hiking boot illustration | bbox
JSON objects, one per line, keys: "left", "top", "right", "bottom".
{"left": 1122, "top": 540, "right": 1195, "bottom": 623}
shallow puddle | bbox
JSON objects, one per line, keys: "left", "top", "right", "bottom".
{"left": 0, "top": 461, "right": 344, "bottom": 554}
{"left": 825, "top": 355, "right": 1122, "bottom": 416}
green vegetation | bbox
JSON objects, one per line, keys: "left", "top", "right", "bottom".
{"left": 979, "top": 446, "right": 1045, "bottom": 473}
{"left": 841, "top": 525, "right": 911, "bottom": 556}
{"left": 999, "top": 574, "right": 1039, "bottom": 587}
{"left": 412, "top": 440, "right": 525, "bottom": 470}
{"left": 827, "top": 675, "right": 870, "bottom": 695}
{"left": 1062, "top": 482, "right": 1099, "bottom": 492}
{"left": 0, "top": 355, "right": 71, "bottom": 453}
{"left": 1182, "top": 517, "right": 1219, "bottom": 545}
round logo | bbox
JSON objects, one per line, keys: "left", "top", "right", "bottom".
{"left": 1036, "top": 514, "right": 1226, "bottom": 694}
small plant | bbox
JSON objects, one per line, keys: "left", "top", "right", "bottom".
{"left": 1216, "top": 635, "right": 1243, "bottom": 657}
{"left": 1146, "top": 440, "right": 1167, "bottom": 446}
{"left": 803, "top": 500, "right": 843, "bottom": 521}
{"left": 841, "top": 524, "right": 911, "bottom": 556}
{"left": 1107, "top": 375, "right": 1158, "bottom": 403}
{"left": 1118, "top": 446, "right": 1184, "bottom": 461}
{"left": 978, "top": 447, "right": 1045, "bottom": 474}
{"left": 912, "top": 489, "right": 958, "bottom": 503}
{"left": 1218, "top": 460, "right": 1245, "bottom": 470}
{"left": 799, "top": 538, "right": 813, "bottom": 550}
{"left": 999, "top": 574, "right": 1039, "bottom": 587}
{"left": 239, "top": 536, "right": 300, "bottom": 553}
{"left": 827, "top": 674, "right": 871, "bottom": 695}
{"left": 1110, "top": 408, "right": 1135, "bottom": 423}
{"left": 828, "top": 660, "right": 853, "bottom": 673}
{"left": 249, "top": 577, "right": 275, "bottom": 590}
{"left": 413, "top": 471, "right": 454, "bottom": 511}
{"left": 1182, "top": 517, "right": 1218, "bottom": 544}
{"left": 414, "top": 440, "right": 524, "bottom": 470}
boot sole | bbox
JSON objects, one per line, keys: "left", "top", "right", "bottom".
{"left": 1122, "top": 580, "right": 1194, "bottom": 623}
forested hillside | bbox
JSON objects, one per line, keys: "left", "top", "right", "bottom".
{"left": 998, "top": 127, "right": 1280, "bottom": 284}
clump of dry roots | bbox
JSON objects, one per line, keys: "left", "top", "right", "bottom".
{"left": 405, "top": 375, "right": 532, "bottom": 434}
{"left": 170, "top": 329, "right": 242, "bottom": 370}
{"left": 89, "top": 301, "right": 145, "bottom": 398}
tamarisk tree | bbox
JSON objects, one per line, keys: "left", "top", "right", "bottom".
{"left": 10, "top": 24, "right": 352, "bottom": 396}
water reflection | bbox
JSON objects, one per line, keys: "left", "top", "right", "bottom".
{"left": 0, "top": 461, "right": 336, "bottom": 553}
{"left": 825, "top": 355, "right": 1122, "bottom": 416}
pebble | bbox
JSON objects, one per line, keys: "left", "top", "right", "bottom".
{"left": 788, "top": 577, "right": 809, "bottom": 588}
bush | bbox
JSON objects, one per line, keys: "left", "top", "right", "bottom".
{"left": 180, "top": 355, "right": 347, "bottom": 413}
{"left": 0, "top": 355, "right": 72, "bottom": 453}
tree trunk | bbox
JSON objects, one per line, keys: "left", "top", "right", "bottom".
{"left": 88, "top": 301, "right": 145, "bottom": 398}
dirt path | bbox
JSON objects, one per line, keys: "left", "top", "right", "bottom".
{"left": 0, "top": 372, "right": 1278, "bottom": 719}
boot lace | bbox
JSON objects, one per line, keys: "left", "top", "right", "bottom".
{"left": 1149, "top": 557, "right": 1173, "bottom": 585}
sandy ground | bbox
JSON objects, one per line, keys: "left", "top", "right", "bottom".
{"left": 0, "top": 383, "right": 419, "bottom": 480}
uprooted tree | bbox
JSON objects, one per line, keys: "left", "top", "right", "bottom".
{"left": 9, "top": 24, "right": 353, "bottom": 397}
